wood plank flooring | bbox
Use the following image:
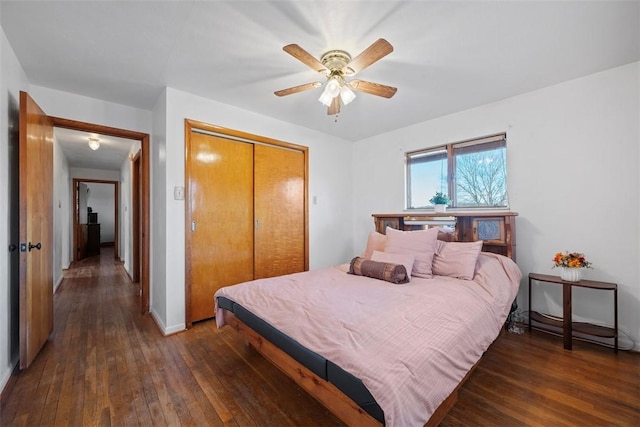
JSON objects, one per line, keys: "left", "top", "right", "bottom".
{"left": 1, "top": 249, "right": 638, "bottom": 426}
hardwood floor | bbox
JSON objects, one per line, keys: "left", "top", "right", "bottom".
{"left": 1, "top": 250, "right": 638, "bottom": 426}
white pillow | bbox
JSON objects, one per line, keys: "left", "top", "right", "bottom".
{"left": 383, "top": 227, "right": 439, "bottom": 278}
{"left": 371, "top": 250, "right": 415, "bottom": 279}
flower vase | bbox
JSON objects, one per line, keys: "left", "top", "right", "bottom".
{"left": 560, "top": 267, "right": 582, "bottom": 282}
{"left": 434, "top": 204, "right": 447, "bottom": 213}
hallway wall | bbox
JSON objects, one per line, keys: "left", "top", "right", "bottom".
{"left": 53, "top": 137, "right": 71, "bottom": 291}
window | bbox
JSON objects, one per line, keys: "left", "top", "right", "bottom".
{"left": 406, "top": 133, "right": 508, "bottom": 209}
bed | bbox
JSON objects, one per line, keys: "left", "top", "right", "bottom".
{"left": 215, "top": 226, "right": 521, "bottom": 426}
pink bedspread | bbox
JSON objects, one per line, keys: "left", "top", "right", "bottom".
{"left": 215, "top": 252, "right": 521, "bottom": 426}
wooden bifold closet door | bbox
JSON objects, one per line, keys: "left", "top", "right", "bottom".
{"left": 186, "top": 122, "right": 308, "bottom": 325}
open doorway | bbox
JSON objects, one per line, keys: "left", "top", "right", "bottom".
{"left": 52, "top": 117, "right": 150, "bottom": 314}
{"left": 72, "top": 179, "right": 119, "bottom": 262}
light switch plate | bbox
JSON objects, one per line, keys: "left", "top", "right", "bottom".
{"left": 174, "top": 186, "right": 185, "bottom": 200}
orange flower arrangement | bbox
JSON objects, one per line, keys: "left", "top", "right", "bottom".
{"left": 553, "top": 251, "right": 592, "bottom": 269}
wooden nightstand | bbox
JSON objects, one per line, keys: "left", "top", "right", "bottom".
{"left": 528, "top": 273, "right": 618, "bottom": 352}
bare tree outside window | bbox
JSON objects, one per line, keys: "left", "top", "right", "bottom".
{"left": 455, "top": 148, "right": 507, "bottom": 207}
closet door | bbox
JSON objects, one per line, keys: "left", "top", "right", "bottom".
{"left": 188, "top": 133, "right": 254, "bottom": 322}
{"left": 254, "top": 144, "right": 305, "bottom": 279}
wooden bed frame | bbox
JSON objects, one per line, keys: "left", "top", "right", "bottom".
{"left": 224, "top": 311, "right": 480, "bottom": 426}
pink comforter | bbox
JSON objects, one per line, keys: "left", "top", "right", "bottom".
{"left": 215, "top": 253, "right": 521, "bottom": 426}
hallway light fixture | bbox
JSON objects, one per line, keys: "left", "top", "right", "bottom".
{"left": 88, "top": 137, "right": 100, "bottom": 151}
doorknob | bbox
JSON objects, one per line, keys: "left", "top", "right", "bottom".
{"left": 28, "top": 242, "right": 42, "bottom": 251}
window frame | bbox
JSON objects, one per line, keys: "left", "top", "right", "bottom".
{"left": 405, "top": 132, "right": 508, "bottom": 210}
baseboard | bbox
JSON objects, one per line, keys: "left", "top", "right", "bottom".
{"left": 0, "top": 362, "right": 19, "bottom": 413}
{"left": 150, "top": 308, "right": 185, "bottom": 336}
{"left": 54, "top": 274, "right": 64, "bottom": 293}
{"left": 123, "top": 265, "right": 134, "bottom": 283}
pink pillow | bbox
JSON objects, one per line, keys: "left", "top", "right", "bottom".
{"left": 383, "top": 227, "right": 439, "bottom": 278}
{"left": 371, "top": 250, "right": 415, "bottom": 279}
{"left": 432, "top": 240, "right": 483, "bottom": 280}
{"left": 360, "top": 231, "right": 387, "bottom": 259}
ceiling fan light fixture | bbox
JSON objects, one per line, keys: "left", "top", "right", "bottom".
{"left": 88, "top": 137, "right": 100, "bottom": 151}
{"left": 279, "top": 39, "right": 395, "bottom": 114}
{"left": 318, "top": 90, "right": 333, "bottom": 107}
{"left": 318, "top": 78, "right": 341, "bottom": 106}
{"left": 340, "top": 84, "right": 356, "bottom": 105}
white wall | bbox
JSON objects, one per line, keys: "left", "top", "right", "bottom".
{"left": 53, "top": 136, "right": 71, "bottom": 291}
{"left": 119, "top": 156, "right": 130, "bottom": 270}
{"left": 352, "top": 62, "right": 640, "bottom": 350}
{"left": 29, "top": 86, "right": 152, "bottom": 134}
{"left": 119, "top": 142, "right": 141, "bottom": 277}
{"left": 152, "top": 87, "right": 355, "bottom": 334}
{"left": 0, "top": 25, "right": 29, "bottom": 400}
{"left": 151, "top": 89, "right": 167, "bottom": 330}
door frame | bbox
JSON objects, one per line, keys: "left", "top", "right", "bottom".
{"left": 131, "top": 150, "right": 141, "bottom": 284}
{"left": 51, "top": 117, "right": 151, "bottom": 314}
{"left": 184, "top": 119, "right": 309, "bottom": 327}
{"left": 72, "top": 178, "right": 119, "bottom": 261}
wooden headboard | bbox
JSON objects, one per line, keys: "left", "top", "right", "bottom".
{"left": 372, "top": 211, "right": 518, "bottom": 261}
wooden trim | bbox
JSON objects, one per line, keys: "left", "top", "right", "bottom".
{"left": 140, "top": 134, "right": 150, "bottom": 314}
{"left": 131, "top": 150, "right": 141, "bottom": 284}
{"left": 184, "top": 122, "right": 193, "bottom": 328}
{"left": 184, "top": 120, "right": 309, "bottom": 327}
{"left": 223, "top": 312, "right": 476, "bottom": 427}
{"left": 71, "top": 178, "right": 118, "bottom": 261}
{"left": 51, "top": 116, "right": 150, "bottom": 314}
{"left": 51, "top": 117, "right": 148, "bottom": 140}
{"left": 185, "top": 119, "right": 308, "bottom": 153}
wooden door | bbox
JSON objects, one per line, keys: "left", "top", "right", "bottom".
{"left": 187, "top": 133, "right": 255, "bottom": 323}
{"left": 19, "top": 91, "right": 54, "bottom": 369}
{"left": 254, "top": 145, "right": 306, "bottom": 279}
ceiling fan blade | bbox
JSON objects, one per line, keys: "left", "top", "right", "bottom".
{"left": 349, "top": 79, "right": 397, "bottom": 98}
{"left": 274, "top": 82, "right": 322, "bottom": 97}
{"left": 343, "top": 38, "right": 393, "bottom": 75}
{"left": 283, "top": 44, "right": 329, "bottom": 74}
{"left": 327, "top": 96, "right": 341, "bottom": 115}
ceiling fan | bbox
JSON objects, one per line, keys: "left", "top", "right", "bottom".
{"left": 275, "top": 38, "right": 397, "bottom": 115}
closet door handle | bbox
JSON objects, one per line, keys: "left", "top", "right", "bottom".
{"left": 28, "top": 242, "right": 42, "bottom": 251}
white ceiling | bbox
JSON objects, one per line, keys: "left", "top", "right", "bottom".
{"left": 54, "top": 128, "right": 136, "bottom": 170}
{"left": 1, "top": 1, "right": 639, "bottom": 145}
